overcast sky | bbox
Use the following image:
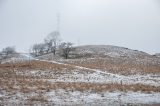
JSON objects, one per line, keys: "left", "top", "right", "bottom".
{"left": 0, "top": 0, "right": 160, "bottom": 54}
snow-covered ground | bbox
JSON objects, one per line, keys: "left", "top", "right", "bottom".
{"left": 0, "top": 54, "right": 33, "bottom": 64}
{"left": 31, "top": 59, "right": 160, "bottom": 87}
{"left": 1, "top": 89, "right": 160, "bottom": 106}
{"left": 75, "top": 45, "right": 150, "bottom": 58}
{"left": 1, "top": 56, "right": 160, "bottom": 105}
{"left": 22, "top": 68, "right": 160, "bottom": 87}
{"left": 46, "top": 90, "right": 160, "bottom": 106}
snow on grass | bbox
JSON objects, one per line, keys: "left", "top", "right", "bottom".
{"left": 75, "top": 45, "right": 150, "bottom": 58}
{"left": 22, "top": 59, "right": 160, "bottom": 86}
{"left": 1, "top": 56, "right": 160, "bottom": 105}
{"left": 45, "top": 89, "right": 160, "bottom": 105}
{"left": 46, "top": 70, "right": 160, "bottom": 87}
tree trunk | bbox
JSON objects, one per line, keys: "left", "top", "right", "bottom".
{"left": 53, "top": 50, "right": 56, "bottom": 55}
{"left": 65, "top": 54, "right": 68, "bottom": 59}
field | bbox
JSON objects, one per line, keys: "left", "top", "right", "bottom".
{"left": 0, "top": 58, "right": 160, "bottom": 106}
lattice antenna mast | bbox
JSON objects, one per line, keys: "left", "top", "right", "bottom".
{"left": 57, "top": 13, "right": 60, "bottom": 32}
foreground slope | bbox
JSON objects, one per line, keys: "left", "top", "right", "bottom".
{"left": 0, "top": 45, "right": 160, "bottom": 105}
{"left": 0, "top": 60, "right": 160, "bottom": 105}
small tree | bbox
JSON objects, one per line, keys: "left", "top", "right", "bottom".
{"left": 44, "top": 39, "right": 52, "bottom": 54}
{"left": 44, "top": 31, "right": 61, "bottom": 55}
{"left": 59, "top": 42, "right": 74, "bottom": 59}
{"left": 1, "top": 46, "right": 16, "bottom": 58}
{"left": 0, "top": 52, "right": 2, "bottom": 64}
{"left": 38, "top": 43, "right": 46, "bottom": 55}
{"left": 31, "top": 44, "right": 39, "bottom": 56}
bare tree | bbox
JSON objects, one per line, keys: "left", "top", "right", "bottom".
{"left": 31, "top": 43, "right": 46, "bottom": 56}
{"left": 44, "top": 31, "right": 61, "bottom": 55}
{"left": 38, "top": 43, "right": 46, "bottom": 55}
{"left": 59, "top": 42, "right": 74, "bottom": 59}
{"left": 0, "top": 52, "right": 2, "bottom": 64}
{"left": 44, "top": 39, "right": 52, "bottom": 54}
{"left": 1, "top": 46, "right": 16, "bottom": 58}
{"left": 31, "top": 44, "right": 39, "bottom": 56}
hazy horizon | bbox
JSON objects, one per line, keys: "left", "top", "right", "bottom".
{"left": 0, "top": 0, "right": 160, "bottom": 54}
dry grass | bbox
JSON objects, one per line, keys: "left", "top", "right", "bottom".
{"left": 0, "top": 60, "right": 160, "bottom": 94}
{"left": 1, "top": 76, "right": 160, "bottom": 93}
{"left": 0, "top": 60, "right": 75, "bottom": 71}
{"left": 28, "top": 94, "right": 48, "bottom": 102}
{"left": 0, "top": 61, "right": 66, "bottom": 94}
{"left": 64, "top": 57, "right": 160, "bottom": 75}
{"left": 47, "top": 82, "right": 160, "bottom": 93}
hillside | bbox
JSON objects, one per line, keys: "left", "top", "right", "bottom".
{"left": 0, "top": 45, "right": 160, "bottom": 105}
{"left": 40, "top": 45, "right": 160, "bottom": 75}
{"left": 154, "top": 53, "right": 160, "bottom": 58}
{"left": 0, "top": 53, "right": 30, "bottom": 64}
{"left": 74, "top": 45, "right": 151, "bottom": 58}
{"left": 0, "top": 60, "right": 160, "bottom": 105}
{"left": 29, "top": 45, "right": 160, "bottom": 75}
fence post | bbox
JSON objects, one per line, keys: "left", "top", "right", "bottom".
{"left": 29, "top": 54, "right": 31, "bottom": 67}
{"left": 120, "top": 80, "right": 122, "bottom": 85}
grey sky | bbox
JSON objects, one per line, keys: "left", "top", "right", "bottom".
{"left": 0, "top": 0, "right": 160, "bottom": 54}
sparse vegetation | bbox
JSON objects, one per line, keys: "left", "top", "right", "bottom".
{"left": 59, "top": 42, "right": 75, "bottom": 59}
{"left": 0, "top": 46, "right": 17, "bottom": 63}
{"left": 62, "top": 57, "right": 160, "bottom": 75}
{"left": 44, "top": 31, "right": 61, "bottom": 55}
{"left": 0, "top": 46, "right": 160, "bottom": 105}
{"left": 0, "top": 61, "right": 160, "bottom": 93}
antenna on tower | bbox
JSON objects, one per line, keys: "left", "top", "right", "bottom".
{"left": 57, "top": 13, "right": 60, "bottom": 32}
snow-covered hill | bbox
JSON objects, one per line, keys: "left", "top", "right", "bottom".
{"left": 1, "top": 45, "right": 160, "bottom": 105}
{"left": 154, "top": 53, "right": 160, "bottom": 58}
{"left": 74, "top": 45, "right": 151, "bottom": 58}
{"left": 0, "top": 53, "right": 32, "bottom": 64}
